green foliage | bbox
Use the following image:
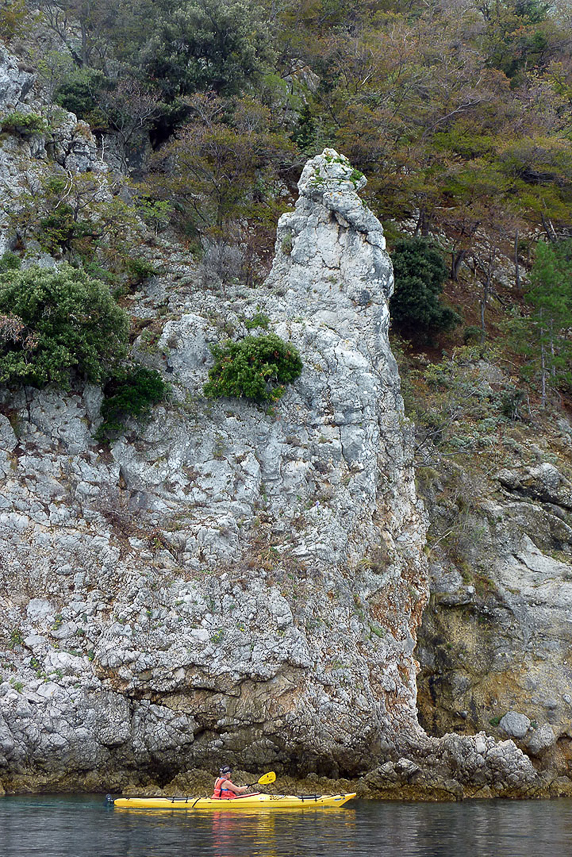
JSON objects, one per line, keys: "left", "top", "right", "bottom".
{"left": 0, "top": 112, "right": 48, "bottom": 136}
{"left": 134, "top": 196, "right": 173, "bottom": 233}
{"left": 244, "top": 312, "right": 269, "bottom": 330}
{"left": 390, "top": 238, "right": 461, "bottom": 337}
{"left": 141, "top": 0, "right": 275, "bottom": 98}
{"left": 506, "top": 239, "right": 572, "bottom": 403}
{"left": 97, "top": 365, "right": 169, "bottom": 440}
{"left": 124, "top": 257, "right": 157, "bottom": 284}
{"left": 0, "top": 252, "right": 21, "bottom": 273}
{"left": 0, "top": 0, "right": 27, "bottom": 39}
{"left": 37, "top": 204, "right": 93, "bottom": 255}
{"left": 151, "top": 94, "right": 296, "bottom": 238}
{"left": 0, "top": 265, "right": 129, "bottom": 388}
{"left": 54, "top": 68, "right": 113, "bottom": 129}
{"left": 8, "top": 171, "right": 141, "bottom": 267}
{"left": 395, "top": 340, "right": 524, "bottom": 454}
{"left": 291, "top": 103, "right": 317, "bottom": 153}
{"left": 204, "top": 333, "right": 302, "bottom": 402}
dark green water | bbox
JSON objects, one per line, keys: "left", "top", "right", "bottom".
{"left": 2, "top": 795, "right": 572, "bottom": 856}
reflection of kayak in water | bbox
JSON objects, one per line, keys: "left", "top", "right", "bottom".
{"left": 110, "top": 792, "right": 356, "bottom": 810}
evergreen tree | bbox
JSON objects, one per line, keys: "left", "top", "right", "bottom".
{"left": 515, "top": 240, "right": 572, "bottom": 406}
{"left": 390, "top": 238, "right": 461, "bottom": 339}
{"left": 0, "top": 265, "right": 129, "bottom": 388}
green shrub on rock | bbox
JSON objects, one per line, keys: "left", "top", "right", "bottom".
{"left": 390, "top": 237, "right": 460, "bottom": 338}
{"left": 0, "top": 111, "right": 48, "bottom": 137}
{"left": 0, "top": 265, "right": 129, "bottom": 388}
{"left": 204, "top": 333, "right": 302, "bottom": 402}
{"left": 0, "top": 252, "right": 21, "bottom": 273}
{"left": 97, "top": 365, "right": 169, "bottom": 440}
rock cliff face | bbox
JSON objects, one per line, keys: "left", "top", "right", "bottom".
{"left": 0, "top": 46, "right": 561, "bottom": 799}
{"left": 416, "top": 447, "right": 572, "bottom": 792}
{"left": 0, "top": 117, "right": 431, "bottom": 790}
{"left": 0, "top": 45, "right": 103, "bottom": 256}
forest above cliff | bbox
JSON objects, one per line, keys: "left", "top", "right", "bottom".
{"left": 2, "top": 0, "right": 572, "bottom": 405}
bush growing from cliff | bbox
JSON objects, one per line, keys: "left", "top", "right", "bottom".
{"left": 97, "top": 365, "right": 169, "bottom": 440}
{"left": 0, "top": 265, "right": 128, "bottom": 388}
{"left": 54, "top": 68, "right": 112, "bottom": 130}
{"left": 0, "top": 252, "right": 21, "bottom": 273}
{"left": 390, "top": 238, "right": 461, "bottom": 338}
{"left": 204, "top": 333, "right": 302, "bottom": 402}
{"left": 8, "top": 172, "right": 141, "bottom": 266}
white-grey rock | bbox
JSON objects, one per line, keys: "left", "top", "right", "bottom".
{"left": 0, "top": 45, "right": 34, "bottom": 110}
{"left": 500, "top": 711, "right": 531, "bottom": 739}
{"left": 526, "top": 724, "right": 556, "bottom": 755}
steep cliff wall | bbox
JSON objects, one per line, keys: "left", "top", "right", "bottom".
{"left": 0, "top": 95, "right": 430, "bottom": 789}
{"left": 0, "top": 47, "right": 550, "bottom": 799}
{"left": 416, "top": 437, "right": 572, "bottom": 792}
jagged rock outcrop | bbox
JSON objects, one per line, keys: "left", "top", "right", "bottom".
{"left": 0, "top": 142, "right": 431, "bottom": 791}
{"left": 0, "top": 45, "right": 104, "bottom": 255}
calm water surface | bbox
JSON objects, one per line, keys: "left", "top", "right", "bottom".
{"left": 2, "top": 795, "right": 572, "bottom": 857}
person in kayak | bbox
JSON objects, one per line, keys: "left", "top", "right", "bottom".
{"left": 212, "top": 765, "right": 251, "bottom": 799}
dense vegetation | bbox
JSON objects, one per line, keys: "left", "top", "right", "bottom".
{"left": 204, "top": 333, "right": 303, "bottom": 401}
{"left": 97, "top": 365, "right": 170, "bottom": 439}
{"left": 0, "top": 265, "right": 128, "bottom": 387}
{"left": 1, "top": 0, "right": 572, "bottom": 415}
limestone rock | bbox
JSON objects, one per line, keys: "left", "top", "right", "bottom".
{"left": 416, "top": 425, "right": 572, "bottom": 789}
{"left": 0, "top": 46, "right": 105, "bottom": 255}
{"left": 499, "top": 711, "right": 530, "bottom": 740}
{"left": 0, "top": 56, "right": 554, "bottom": 795}
{"left": 0, "top": 45, "right": 34, "bottom": 110}
{"left": 0, "top": 146, "right": 431, "bottom": 789}
{"left": 526, "top": 724, "right": 556, "bottom": 756}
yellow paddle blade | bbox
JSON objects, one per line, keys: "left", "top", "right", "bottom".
{"left": 258, "top": 771, "right": 276, "bottom": 786}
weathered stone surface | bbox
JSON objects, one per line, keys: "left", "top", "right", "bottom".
{"left": 0, "top": 47, "right": 105, "bottom": 254}
{"left": 416, "top": 433, "right": 572, "bottom": 787}
{"left": 0, "top": 144, "right": 435, "bottom": 791}
{"left": 500, "top": 712, "right": 530, "bottom": 740}
{"left": 0, "top": 45, "right": 35, "bottom": 110}
{"left": 526, "top": 724, "right": 556, "bottom": 756}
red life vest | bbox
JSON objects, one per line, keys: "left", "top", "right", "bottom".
{"left": 212, "top": 776, "right": 236, "bottom": 799}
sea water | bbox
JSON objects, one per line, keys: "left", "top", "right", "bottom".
{"left": 2, "top": 794, "right": 572, "bottom": 856}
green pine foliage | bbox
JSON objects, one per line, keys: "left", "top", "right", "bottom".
{"left": 390, "top": 238, "right": 460, "bottom": 338}
{"left": 0, "top": 111, "right": 48, "bottom": 136}
{"left": 97, "top": 365, "right": 169, "bottom": 440}
{"left": 204, "top": 333, "right": 302, "bottom": 402}
{"left": 507, "top": 239, "right": 572, "bottom": 404}
{"left": 0, "top": 265, "right": 129, "bottom": 388}
{"left": 0, "top": 252, "right": 21, "bottom": 273}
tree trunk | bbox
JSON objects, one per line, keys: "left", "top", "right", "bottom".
{"left": 514, "top": 230, "right": 521, "bottom": 294}
{"left": 540, "top": 309, "right": 547, "bottom": 409}
{"left": 451, "top": 249, "right": 466, "bottom": 282}
{"left": 541, "top": 214, "right": 557, "bottom": 243}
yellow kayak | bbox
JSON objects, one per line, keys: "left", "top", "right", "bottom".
{"left": 111, "top": 792, "right": 356, "bottom": 810}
